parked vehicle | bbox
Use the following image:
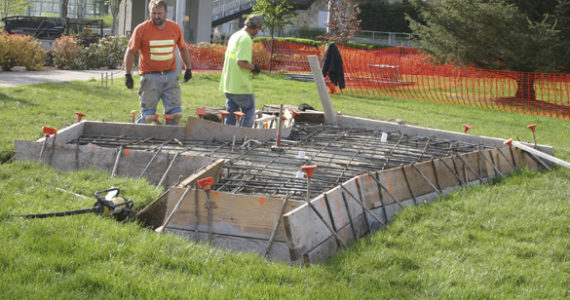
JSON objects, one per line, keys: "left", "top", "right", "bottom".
{"left": 3, "top": 16, "right": 104, "bottom": 49}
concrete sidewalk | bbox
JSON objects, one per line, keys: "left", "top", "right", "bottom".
{"left": 0, "top": 69, "right": 124, "bottom": 88}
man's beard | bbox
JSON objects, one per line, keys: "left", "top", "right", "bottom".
{"left": 152, "top": 18, "right": 165, "bottom": 26}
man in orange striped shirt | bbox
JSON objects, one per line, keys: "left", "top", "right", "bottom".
{"left": 123, "top": 0, "right": 192, "bottom": 125}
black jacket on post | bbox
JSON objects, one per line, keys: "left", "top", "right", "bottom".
{"left": 321, "top": 43, "right": 345, "bottom": 90}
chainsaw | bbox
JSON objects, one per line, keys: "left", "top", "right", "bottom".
{"left": 20, "top": 188, "right": 134, "bottom": 221}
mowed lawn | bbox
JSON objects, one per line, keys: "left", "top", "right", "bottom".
{"left": 0, "top": 73, "right": 568, "bottom": 299}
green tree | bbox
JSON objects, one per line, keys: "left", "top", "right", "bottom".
{"left": 251, "top": 0, "right": 297, "bottom": 72}
{"left": 407, "top": 0, "right": 570, "bottom": 102}
{"left": 1, "top": 0, "right": 30, "bottom": 25}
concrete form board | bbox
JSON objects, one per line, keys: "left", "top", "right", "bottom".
{"left": 184, "top": 116, "right": 293, "bottom": 141}
{"left": 165, "top": 227, "right": 292, "bottom": 263}
{"left": 83, "top": 121, "right": 186, "bottom": 140}
{"left": 165, "top": 187, "right": 303, "bottom": 242}
{"left": 38, "top": 121, "right": 85, "bottom": 144}
{"left": 336, "top": 115, "right": 554, "bottom": 155}
{"left": 283, "top": 147, "right": 544, "bottom": 263}
{"left": 284, "top": 176, "right": 366, "bottom": 261}
{"left": 15, "top": 115, "right": 553, "bottom": 264}
{"left": 14, "top": 140, "right": 215, "bottom": 187}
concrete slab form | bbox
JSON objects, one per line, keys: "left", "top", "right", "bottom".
{"left": 13, "top": 115, "right": 554, "bottom": 263}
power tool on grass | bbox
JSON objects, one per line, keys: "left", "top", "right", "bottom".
{"left": 21, "top": 188, "right": 134, "bottom": 221}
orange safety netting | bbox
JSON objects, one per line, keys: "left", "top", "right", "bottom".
{"left": 187, "top": 41, "right": 570, "bottom": 119}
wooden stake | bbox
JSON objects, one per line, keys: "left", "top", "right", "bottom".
{"left": 430, "top": 159, "right": 442, "bottom": 191}
{"left": 455, "top": 154, "right": 485, "bottom": 183}
{"left": 304, "top": 196, "right": 348, "bottom": 249}
{"left": 340, "top": 189, "right": 358, "bottom": 240}
{"left": 155, "top": 184, "right": 193, "bottom": 233}
{"left": 450, "top": 155, "right": 464, "bottom": 186}
{"left": 411, "top": 163, "right": 441, "bottom": 195}
{"left": 111, "top": 145, "right": 123, "bottom": 177}
{"left": 205, "top": 189, "right": 213, "bottom": 243}
{"left": 495, "top": 146, "right": 516, "bottom": 170}
{"left": 481, "top": 150, "right": 504, "bottom": 177}
{"left": 372, "top": 172, "right": 388, "bottom": 222}
{"left": 264, "top": 193, "right": 291, "bottom": 258}
{"left": 194, "top": 186, "right": 199, "bottom": 241}
{"left": 368, "top": 173, "right": 404, "bottom": 209}
{"left": 400, "top": 165, "right": 417, "bottom": 205}
{"left": 323, "top": 193, "right": 341, "bottom": 248}
{"left": 438, "top": 158, "right": 465, "bottom": 186}
{"left": 353, "top": 178, "right": 370, "bottom": 231}
{"left": 339, "top": 184, "right": 386, "bottom": 226}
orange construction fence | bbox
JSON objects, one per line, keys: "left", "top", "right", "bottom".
{"left": 187, "top": 40, "right": 570, "bottom": 119}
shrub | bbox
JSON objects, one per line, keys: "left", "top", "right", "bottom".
{"left": 287, "top": 27, "right": 327, "bottom": 40}
{"left": 95, "top": 35, "right": 128, "bottom": 69}
{"left": 253, "top": 36, "right": 387, "bottom": 50}
{"left": 52, "top": 35, "right": 84, "bottom": 70}
{"left": 0, "top": 30, "right": 47, "bottom": 71}
{"left": 52, "top": 35, "right": 127, "bottom": 70}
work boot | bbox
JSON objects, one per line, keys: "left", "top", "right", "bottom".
{"left": 172, "top": 112, "right": 183, "bottom": 125}
{"left": 144, "top": 115, "right": 156, "bottom": 124}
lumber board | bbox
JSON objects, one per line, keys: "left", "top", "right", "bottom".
{"left": 283, "top": 177, "right": 367, "bottom": 261}
{"left": 135, "top": 191, "right": 169, "bottom": 229}
{"left": 519, "top": 147, "right": 540, "bottom": 170}
{"left": 356, "top": 173, "right": 381, "bottom": 208}
{"left": 37, "top": 121, "right": 84, "bottom": 144}
{"left": 184, "top": 116, "right": 293, "bottom": 141}
{"left": 14, "top": 141, "right": 213, "bottom": 187}
{"left": 294, "top": 176, "right": 496, "bottom": 264}
{"left": 83, "top": 121, "right": 186, "bottom": 140}
{"left": 165, "top": 187, "right": 302, "bottom": 241}
{"left": 177, "top": 158, "right": 225, "bottom": 187}
{"left": 336, "top": 115, "right": 554, "bottom": 154}
{"left": 165, "top": 227, "right": 292, "bottom": 263}
{"left": 308, "top": 55, "right": 337, "bottom": 125}
{"left": 303, "top": 198, "right": 416, "bottom": 264}
{"left": 293, "top": 111, "right": 325, "bottom": 124}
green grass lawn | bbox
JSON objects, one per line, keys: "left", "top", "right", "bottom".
{"left": 0, "top": 73, "right": 568, "bottom": 298}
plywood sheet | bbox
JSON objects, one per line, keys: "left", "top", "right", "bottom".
{"left": 283, "top": 177, "right": 369, "bottom": 261}
{"left": 165, "top": 227, "right": 292, "bottom": 263}
{"left": 166, "top": 187, "right": 302, "bottom": 241}
{"left": 83, "top": 121, "right": 186, "bottom": 140}
{"left": 14, "top": 141, "right": 214, "bottom": 187}
{"left": 336, "top": 115, "right": 554, "bottom": 155}
{"left": 184, "top": 116, "right": 292, "bottom": 141}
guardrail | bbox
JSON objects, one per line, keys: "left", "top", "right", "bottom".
{"left": 354, "top": 30, "right": 418, "bottom": 47}
{"left": 212, "top": 0, "right": 254, "bottom": 21}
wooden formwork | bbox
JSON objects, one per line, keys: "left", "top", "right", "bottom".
{"left": 13, "top": 115, "right": 554, "bottom": 264}
{"left": 158, "top": 144, "right": 544, "bottom": 263}
{"left": 283, "top": 147, "right": 541, "bottom": 264}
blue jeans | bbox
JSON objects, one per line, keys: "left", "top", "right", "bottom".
{"left": 224, "top": 93, "right": 255, "bottom": 127}
{"left": 136, "top": 71, "right": 182, "bottom": 125}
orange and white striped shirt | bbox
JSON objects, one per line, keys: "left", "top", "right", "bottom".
{"left": 128, "top": 19, "right": 186, "bottom": 74}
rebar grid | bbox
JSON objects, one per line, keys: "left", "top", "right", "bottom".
{"left": 69, "top": 124, "right": 491, "bottom": 200}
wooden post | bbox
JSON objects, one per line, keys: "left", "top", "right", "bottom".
{"left": 308, "top": 55, "right": 337, "bottom": 125}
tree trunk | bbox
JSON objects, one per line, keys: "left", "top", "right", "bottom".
{"left": 269, "top": 38, "right": 275, "bottom": 73}
{"left": 514, "top": 73, "right": 536, "bottom": 102}
{"left": 112, "top": 17, "right": 117, "bottom": 35}
{"left": 61, "top": 0, "right": 68, "bottom": 18}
